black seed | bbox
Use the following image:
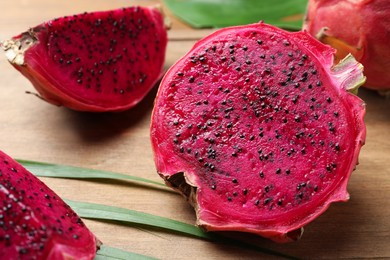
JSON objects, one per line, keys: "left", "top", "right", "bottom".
{"left": 189, "top": 76, "right": 195, "bottom": 83}
{"left": 277, "top": 199, "right": 283, "bottom": 205}
{"left": 326, "top": 97, "right": 332, "bottom": 103}
{"left": 255, "top": 200, "right": 260, "bottom": 205}
{"left": 285, "top": 169, "right": 291, "bottom": 175}
{"left": 257, "top": 39, "right": 263, "bottom": 44}
{"left": 232, "top": 178, "right": 238, "bottom": 184}
{"left": 19, "top": 248, "right": 28, "bottom": 254}
{"left": 329, "top": 122, "right": 335, "bottom": 132}
{"left": 276, "top": 168, "right": 281, "bottom": 174}
{"left": 264, "top": 198, "right": 272, "bottom": 205}
{"left": 243, "top": 189, "right": 248, "bottom": 195}
{"left": 211, "top": 185, "right": 216, "bottom": 190}
{"left": 227, "top": 197, "right": 232, "bottom": 202}
{"left": 335, "top": 143, "right": 340, "bottom": 151}
{"left": 334, "top": 112, "right": 339, "bottom": 117}
{"left": 316, "top": 81, "right": 322, "bottom": 86}
{"left": 259, "top": 172, "right": 264, "bottom": 178}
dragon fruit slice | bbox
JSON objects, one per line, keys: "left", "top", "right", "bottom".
{"left": 150, "top": 22, "right": 366, "bottom": 242}
{"left": 303, "top": 0, "right": 390, "bottom": 92}
{"left": 0, "top": 150, "right": 99, "bottom": 259}
{"left": 2, "top": 6, "right": 168, "bottom": 112}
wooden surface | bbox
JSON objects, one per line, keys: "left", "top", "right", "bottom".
{"left": 0, "top": 1, "right": 389, "bottom": 259}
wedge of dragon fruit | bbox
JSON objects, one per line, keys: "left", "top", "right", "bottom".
{"left": 303, "top": 0, "right": 390, "bottom": 92}
{"left": 2, "top": 6, "right": 168, "bottom": 112}
{"left": 150, "top": 22, "right": 366, "bottom": 242}
{"left": 0, "top": 150, "right": 99, "bottom": 259}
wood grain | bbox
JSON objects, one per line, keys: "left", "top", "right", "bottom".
{"left": 0, "top": 1, "right": 389, "bottom": 259}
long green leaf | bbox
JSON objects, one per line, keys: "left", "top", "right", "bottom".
{"left": 163, "top": 0, "right": 307, "bottom": 30}
{"left": 95, "top": 245, "right": 156, "bottom": 260}
{"left": 68, "top": 200, "right": 299, "bottom": 259}
{"left": 17, "top": 159, "right": 166, "bottom": 187}
{"left": 66, "top": 199, "right": 212, "bottom": 240}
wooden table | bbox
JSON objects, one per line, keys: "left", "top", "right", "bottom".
{"left": 1, "top": 1, "right": 389, "bottom": 259}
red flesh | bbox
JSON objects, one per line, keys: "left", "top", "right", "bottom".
{"left": 151, "top": 22, "right": 366, "bottom": 242}
{"left": 8, "top": 6, "right": 168, "bottom": 112}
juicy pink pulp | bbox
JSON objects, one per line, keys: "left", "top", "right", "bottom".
{"left": 303, "top": 0, "right": 390, "bottom": 91}
{"left": 3, "top": 6, "right": 168, "bottom": 112}
{"left": 0, "top": 151, "right": 98, "bottom": 259}
{"left": 150, "top": 22, "right": 366, "bottom": 242}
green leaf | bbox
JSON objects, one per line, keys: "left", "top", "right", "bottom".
{"left": 68, "top": 200, "right": 299, "bottom": 259}
{"left": 66, "top": 199, "right": 213, "bottom": 240}
{"left": 95, "top": 245, "right": 157, "bottom": 260}
{"left": 163, "top": 0, "right": 307, "bottom": 30}
{"left": 17, "top": 159, "right": 166, "bottom": 188}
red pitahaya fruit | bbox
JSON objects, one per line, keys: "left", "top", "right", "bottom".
{"left": 150, "top": 22, "right": 366, "bottom": 243}
{"left": 303, "top": 0, "right": 390, "bottom": 92}
{"left": 0, "top": 150, "right": 99, "bottom": 259}
{"left": 2, "top": 6, "right": 168, "bottom": 112}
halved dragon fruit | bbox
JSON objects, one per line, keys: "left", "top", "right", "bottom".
{"left": 303, "top": 0, "right": 390, "bottom": 92}
{"left": 150, "top": 22, "right": 366, "bottom": 242}
{"left": 2, "top": 6, "right": 168, "bottom": 112}
{"left": 0, "top": 150, "right": 99, "bottom": 259}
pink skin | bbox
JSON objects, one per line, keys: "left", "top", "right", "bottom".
{"left": 303, "top": 0, "right": 390, "bottom": 90}
{"left": 151, "top": 22, "right": 366, "bottom": 242}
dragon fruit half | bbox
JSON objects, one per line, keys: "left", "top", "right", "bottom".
{"left": 0, "top": 150, "right": 99, "bottom": 259}
{"left": 2, "top": 6, "right": 168, "bottom": 112}
{"left": 150, "top": 22, "right": 366, "bottom": 242}
{"left": 303, "top": 0, "right": 390, "bottom": 92}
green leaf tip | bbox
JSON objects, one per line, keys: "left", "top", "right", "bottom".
{"left": 162, "top": 0, "right": 307, "bottom": 30}
{"left": 332, "top": 53, "right": 366, "bottom": 95}
{"left": 17, "top": 159, "right": 167, "bottom": 188}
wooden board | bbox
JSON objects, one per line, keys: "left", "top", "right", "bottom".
{"left": 0, "top": 1, "right": 389, "bottom": 259}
